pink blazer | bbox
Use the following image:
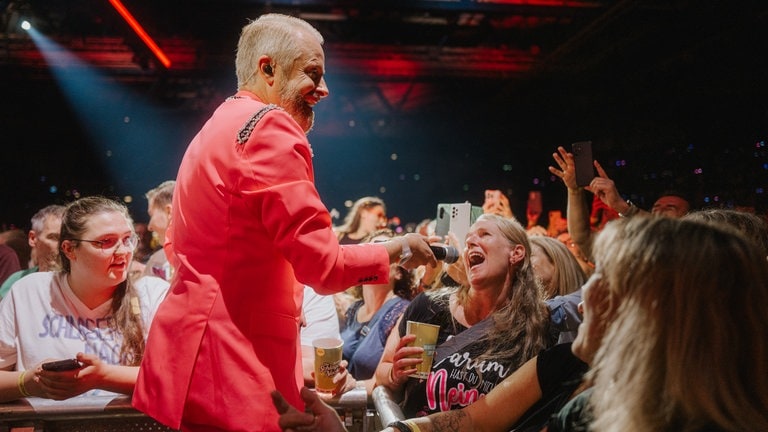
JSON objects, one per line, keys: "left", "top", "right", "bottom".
{"left": 133, "top": 91, "right": 390, "bottom": 431}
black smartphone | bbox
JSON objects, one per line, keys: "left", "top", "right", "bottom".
{"left": 41, "top": 359, "right": 82, "bottom": 372}
{"left": 572, "top": 140, "right": 594, "bottom": 187}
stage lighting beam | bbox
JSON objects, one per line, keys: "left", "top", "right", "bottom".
{"left": 107, "top": 0, "right": 171, "bottom": 68}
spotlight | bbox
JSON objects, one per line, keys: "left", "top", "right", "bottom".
{"left": 21, "top": 20, "right": 31, "bottom": 31}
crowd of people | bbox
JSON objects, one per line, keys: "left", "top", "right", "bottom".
{"left": 0, "top": 12, "right": 766, "bottom": 432}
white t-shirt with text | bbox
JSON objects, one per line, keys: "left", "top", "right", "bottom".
{"left": 0, "top": 271, "right": 169, "bottom": 371}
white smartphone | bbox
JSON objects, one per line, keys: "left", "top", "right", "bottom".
{"left": 435, "top": 202, "right": 482, "bottom": 249}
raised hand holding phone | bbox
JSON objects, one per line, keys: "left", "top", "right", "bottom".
{"left": 548, "top": 146, "right": 579, "bottom": 190}
{"left": 571, "top": 141, "right": 594, "bottom": 187}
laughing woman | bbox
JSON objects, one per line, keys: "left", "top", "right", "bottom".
{"left": 0, "top": 196, "right": 169, "bottom": 402}
{"left": 375, "top": 214, "right": 552, "bottom": 417}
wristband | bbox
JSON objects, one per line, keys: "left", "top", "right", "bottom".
{"left": 398, "top": 237, "right": 413, "bottom": 265}
{"left": 17, "top": 370, "right": 31, "bottom": 397}
{"left": 618, "top": 200, "right": 639, "bottom": 218}
{"left": 402, "top": 420, "right": 422, "bottom": 432}
{"left": 389, "top": 421, "right": 413, "bottom": 432}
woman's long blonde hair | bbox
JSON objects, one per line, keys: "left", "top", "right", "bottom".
{"left": 430, "top": 214, "right": 550, "bottom": 369}
{"left": 588, "top": 216, "right": 768, "bottom": 432}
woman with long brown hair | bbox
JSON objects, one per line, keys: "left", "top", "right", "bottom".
{"left": 0, "top": 196, "right": 168, "bottom": 402}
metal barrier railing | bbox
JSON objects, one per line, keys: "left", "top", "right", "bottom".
{"left": 328, "top": 387, "right": 377, "bottom": 432}
{"left": 371, "top": 386, "right": 405, "bottom": 429}
{"left": 0, "top": 389, "right": 376, "bottom": 432}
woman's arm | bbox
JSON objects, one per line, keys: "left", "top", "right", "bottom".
{"left": 0, "top": 364, "right": 36, "bottom": 403}
{"left": 276, "top": 357, "right": 543, "bottom": 432}
{"left": 1, "top": 353, "right": 140, "bottom": 403}
{"left": 35, "top": 353, "right": 138, "bottom": 399}
{"left": 400, "top": 356, "right": 542, "bottom": 432}
{"left": 83, "top": 363, "right": 138, "bottom": 395}
{"left": 549, "top": 146, "right": 593, "bottom": 257}
{"left": 374, "top": 316, "right": 422, "bottom": 391}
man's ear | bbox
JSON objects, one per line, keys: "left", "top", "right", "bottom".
{"left": 163, "top": 203, "right": 172, "bottom": 218}
{"left": 28, "top": 230, "right": 37, "bottom": 248}
{"left": 258, "top": 56, "right": 275, "bottom": 84}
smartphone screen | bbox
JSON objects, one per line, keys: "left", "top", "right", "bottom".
{"left": 572, "top": 140, "right": 594, "bottom": 187}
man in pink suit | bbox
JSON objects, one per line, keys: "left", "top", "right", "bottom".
{"left": 132, "top": 14, "right": 436, "bottom": 432}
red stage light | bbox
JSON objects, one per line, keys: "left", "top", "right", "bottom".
{"left": 108, "top": 0, "right": 171, "bottom": 69}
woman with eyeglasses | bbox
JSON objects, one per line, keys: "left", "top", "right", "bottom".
{"left": 0, "top": 196, "right": 169, "bottom": 402}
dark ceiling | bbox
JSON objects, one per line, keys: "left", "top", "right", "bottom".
{"left": 7, "top": 0, "right": 766, "bottom": 110}
{"left": 2, "top": 0, "right": 768, "bottom": 226}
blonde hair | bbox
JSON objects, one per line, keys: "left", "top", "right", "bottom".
{"left": 529, "top": 235, "right": 586, "bottom": 299}
{"left": 145, "top": 180, "right": 175, "bottom": 209}
{"left": 588, "top": 216, "right": 768, "bottom": 432}
{"left": 236, "top": 13, "right": 323, "bottom": 90}
{"left": 684, "top": 208, "right": 768, "bottom": 257}
{"left": 430, "top": 214, "right": 550, "bottom": 368}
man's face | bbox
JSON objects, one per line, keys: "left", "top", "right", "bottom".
{"left": 651, "top": 196, "right": 690, "bottom": 218}
{"left": 30, "top": 215, "right": 62, "bottom": 271}
{"left": 276, "top": 31, "right": 329, "bottom": 132}
{"left": 147, "top": 202, "right": 171, "bottom": 244}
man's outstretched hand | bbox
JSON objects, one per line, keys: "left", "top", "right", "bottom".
{"left": 272, "top": 387, "right": 347, "bottom": 432}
